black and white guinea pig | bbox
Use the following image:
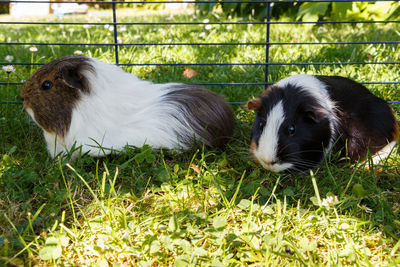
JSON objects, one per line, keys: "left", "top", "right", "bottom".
{"left": 20, "top": 56, "right": 235, "bottom": 158}
{"left": 248, "top": 74, "right": 399, "bottom": 172}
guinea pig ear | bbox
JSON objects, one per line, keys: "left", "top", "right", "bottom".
{"left": 59, "top": 63, "right": 89, "bottom": 92}
{"left": 304, "top": 108, "right": 325, "bottom": 123}
{"left": 247, "top": 98, "right": 262, "bottom": 111}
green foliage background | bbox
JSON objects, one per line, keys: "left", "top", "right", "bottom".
{"left": 195, "top": 1, "right": 400, "bottom": 21}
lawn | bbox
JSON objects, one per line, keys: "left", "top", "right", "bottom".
{"left": 1, "top": 7, "right": 400, "bottom": 266}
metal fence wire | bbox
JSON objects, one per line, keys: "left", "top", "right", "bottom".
{"left": 0, "top": 0, "right": 399, "bottom": 105}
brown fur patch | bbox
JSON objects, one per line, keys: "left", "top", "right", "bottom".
{"left": 21, "top": 56, "right": 94, "bottom": 136}
{"left": 247, "top": 98, "right": 262, "bottom": 111}
{"left": 261, "top": 85, "right": 280, "bottom": 97}
{"left": 249, "top": 141, "right": 259, "bottom": 163}
{"left": 261, "top": 87, "right": 270, "bottom": 96}
{"left": 388, "top": 103, "right": 400, "bottom": 141}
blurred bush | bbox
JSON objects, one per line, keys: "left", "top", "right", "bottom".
{"left": 0, "top": 1, "right": 9, "bottom": 14}
{"left": 195, "top": 1, "right": 400, "bottom": 21}
{"left": 87, "top": 0, "right": 165, "bottom": 10}
{"left": 297, "top": 1, "right": 400, "bottom": 21}
{"left": 118, "top": 0, "right": 165, "bottom": 10}
{"left": 196, "top": 1, "right": 271, "bottom": 20}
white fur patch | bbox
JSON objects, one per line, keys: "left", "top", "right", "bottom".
{"left": 276, "top": 74, "right": 338, "bottom": 151}
{"left": 25, "top": 107, "right": 36, "bottom": 123}
{"left": 43, "top": 131, "right": 67, "bottom": 158}
{"left": 53, "top": 58, "right": 205, "bottom": 157}
{"left": 253, "top": 101, "right": 294, "bottom": 172}
{"left": 370, "top": 141, "right": 397, "bottom": 165}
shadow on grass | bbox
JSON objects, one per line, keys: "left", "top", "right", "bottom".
{"left": 1, "top": 13, "right": 400, "bottom": 263}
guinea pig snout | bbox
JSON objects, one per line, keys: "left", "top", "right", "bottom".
{"left": 20, "top": 94, "right": 29, "bottom": 107}
{"left": 250, "top": 143, "right": 294, "bottom": 172}
{"left": 258, "top": 159, "right": 278, "bottom": 171}
{"left": 20, "top": 88, "right": 29, "bottom": 105}
{"left": 258, "top": 159, "right": 293, "bottom": 172}
{"left": 260, "top": 159, "right": 278, "bottom": 165}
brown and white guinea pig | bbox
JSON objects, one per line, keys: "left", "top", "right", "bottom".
{"left": 20, "top": 56, "right": 235, "bottom": 158}
{"left": 248, "top": 74, "right": 399, "bottom": 172}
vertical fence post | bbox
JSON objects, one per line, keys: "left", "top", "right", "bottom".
{"left": 112, "top": 0, "right": 119, "bottom": 65}
{"left": 265, "top": 1, "right": 271, "bottom": 89}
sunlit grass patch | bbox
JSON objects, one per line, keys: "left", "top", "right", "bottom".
{"left": 0, "top": 7, "right": 400, "bottom": 266}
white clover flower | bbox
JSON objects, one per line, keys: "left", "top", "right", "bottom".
{"left": 46, "top": 27, "right": 50, "bottom": 31}
{"left": 74, "top": 50, "right": 83, "bottom": 56}
{"left": 321, "top": 195, "right": 339, "bottom": 208}
{"left": 5, "top": 55, "right": 13, "bottom": 62}
{"left": 120, "top": 26, "right": 127, "bottom": 32}
{"left": 227, "top": 25, "right": 233, "bottom": 30}
{"left": 203, "top": 19, "right": 209, "bottom": 23}
{"left": 109, "top": 26, "right": 114, "bottom": 31}
{"left": 69, "top": 28, "right": 75, "bottom": 33}
{"left": 29, "top": 47, "right": 38, "bottom": 52}
{"left": 104, "top": 24, "right": 110, "bottom": 29}
{"left": 134, "top": 35, "right": 140, "bottom": 39}
{"left": 199, "top": 32, "right": 206, "bottom": 38}
{"left": 83, "top": 24, "right": 91, "bottom": 29}
{"left": 205, "top": 25, "right": 212, "bottom": 30}
{"left": 2, "top": 65, "right": 16, "bottom": 73}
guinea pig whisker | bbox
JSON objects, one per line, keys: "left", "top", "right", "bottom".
{"left": 283, "top": 148, "right": 325, "bottom": 155}
{"left": 290, "top": 159, "right": 321, "bottom": 168}
{"left": 280, "top": 155, "right": 321, "bottom": 167}
{"left": 286, "top": 157, "right": 320, "bottom": 165}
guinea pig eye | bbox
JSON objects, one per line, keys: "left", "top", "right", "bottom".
{"left": 40, "top": 80, "right": 53, "bottom": 91}
{"left": 288, "top": 125, "right": 296, "bottom": 136}
{"left": 258, "top": 121, "right": 265, "bottom": 129}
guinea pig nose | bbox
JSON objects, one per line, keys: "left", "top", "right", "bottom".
{"left": 261, "top": 160, "right": 277, "bottom": 165}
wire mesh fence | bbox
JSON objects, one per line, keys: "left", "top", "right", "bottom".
{"left": 0, "top": 0, "right": 399, "bottom": 106}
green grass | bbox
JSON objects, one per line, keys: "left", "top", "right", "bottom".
{"left": 1, "top": 7, "right": 400, "bottom": 266}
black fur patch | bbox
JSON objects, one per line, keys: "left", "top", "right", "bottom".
{"left": 316, "top": 75, "right": 398, "bottom": 160}
{"left": 251, "top": 75, "right": 398, "bottom": 172}
{"left": 252, "top": 84, "right": 332, "bottom": 171}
